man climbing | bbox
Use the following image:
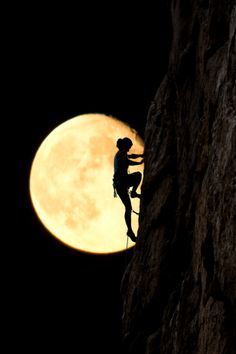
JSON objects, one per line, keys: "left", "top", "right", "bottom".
{"left": 113, "top": 137, "right": 144, "bottom": 242}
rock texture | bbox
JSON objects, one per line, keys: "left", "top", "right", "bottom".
{"left": 121, "top": 1, "right": 236, "bottom": 353}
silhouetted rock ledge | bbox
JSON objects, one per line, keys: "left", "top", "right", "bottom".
{"left": 121, "top": 1, "right": 236, "bottom": 353}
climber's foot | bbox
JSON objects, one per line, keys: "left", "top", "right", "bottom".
{"left": 127, "top": 229, "right": 137, "bottom": 242}
{"left": 130, "top": 191, "right": 141, "bottom": 198}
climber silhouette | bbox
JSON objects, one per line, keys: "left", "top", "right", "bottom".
{"left": 113, "top": 137, "right": 144, "bottom": 242}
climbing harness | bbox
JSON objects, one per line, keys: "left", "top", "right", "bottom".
{"left": 113, "top": 177, "right": 117, "bottom": 198}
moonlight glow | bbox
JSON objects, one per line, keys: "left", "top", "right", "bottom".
{"left": 29, "top": 114, "right": 144, "bottom": 254}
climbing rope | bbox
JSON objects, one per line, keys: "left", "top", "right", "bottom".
{"left": 126, "top": 234, "right": 129, "bottom": 249}
{"left": 132, "top": 209, "right": 139, "bottom": 215}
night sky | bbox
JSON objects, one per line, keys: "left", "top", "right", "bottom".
{"left": 14, "top": 3, "right": 171, "bottom": 353}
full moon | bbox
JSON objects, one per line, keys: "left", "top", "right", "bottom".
{"left": 29, "top": 113, "right": 144, "bottom": 254}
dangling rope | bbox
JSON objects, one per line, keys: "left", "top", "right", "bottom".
{"left": 126, "top": 234, "right": 129, "bottom": 249}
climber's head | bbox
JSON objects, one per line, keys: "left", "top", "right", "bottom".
{"left": 116, "top": 137, "right": 133, "bottom": 152}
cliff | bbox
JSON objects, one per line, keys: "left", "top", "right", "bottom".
{"left": 121, "top": 1, "right": 236, "bottom": 353}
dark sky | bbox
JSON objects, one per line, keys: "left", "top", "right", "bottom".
{"left": 14, "top": 3, "right": 171, "bottom": 353}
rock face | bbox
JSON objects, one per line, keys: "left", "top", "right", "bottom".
{"left": 121, "top": 1, "right": 236, "bottom": 353}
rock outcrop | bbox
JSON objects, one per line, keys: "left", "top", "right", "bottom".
{"left": 121, "top": 1, "right": 236, "bottom": 353}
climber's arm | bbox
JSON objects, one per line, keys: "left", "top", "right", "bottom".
{"left": 128, "top": 153, "right": 144, "bottom": 159}
{"left": 128, "top": 158, "right": 144, "bottom": 166}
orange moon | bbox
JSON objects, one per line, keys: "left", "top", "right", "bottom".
{"left": 29, "top": 113, "right": 144, "bottom": 254}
